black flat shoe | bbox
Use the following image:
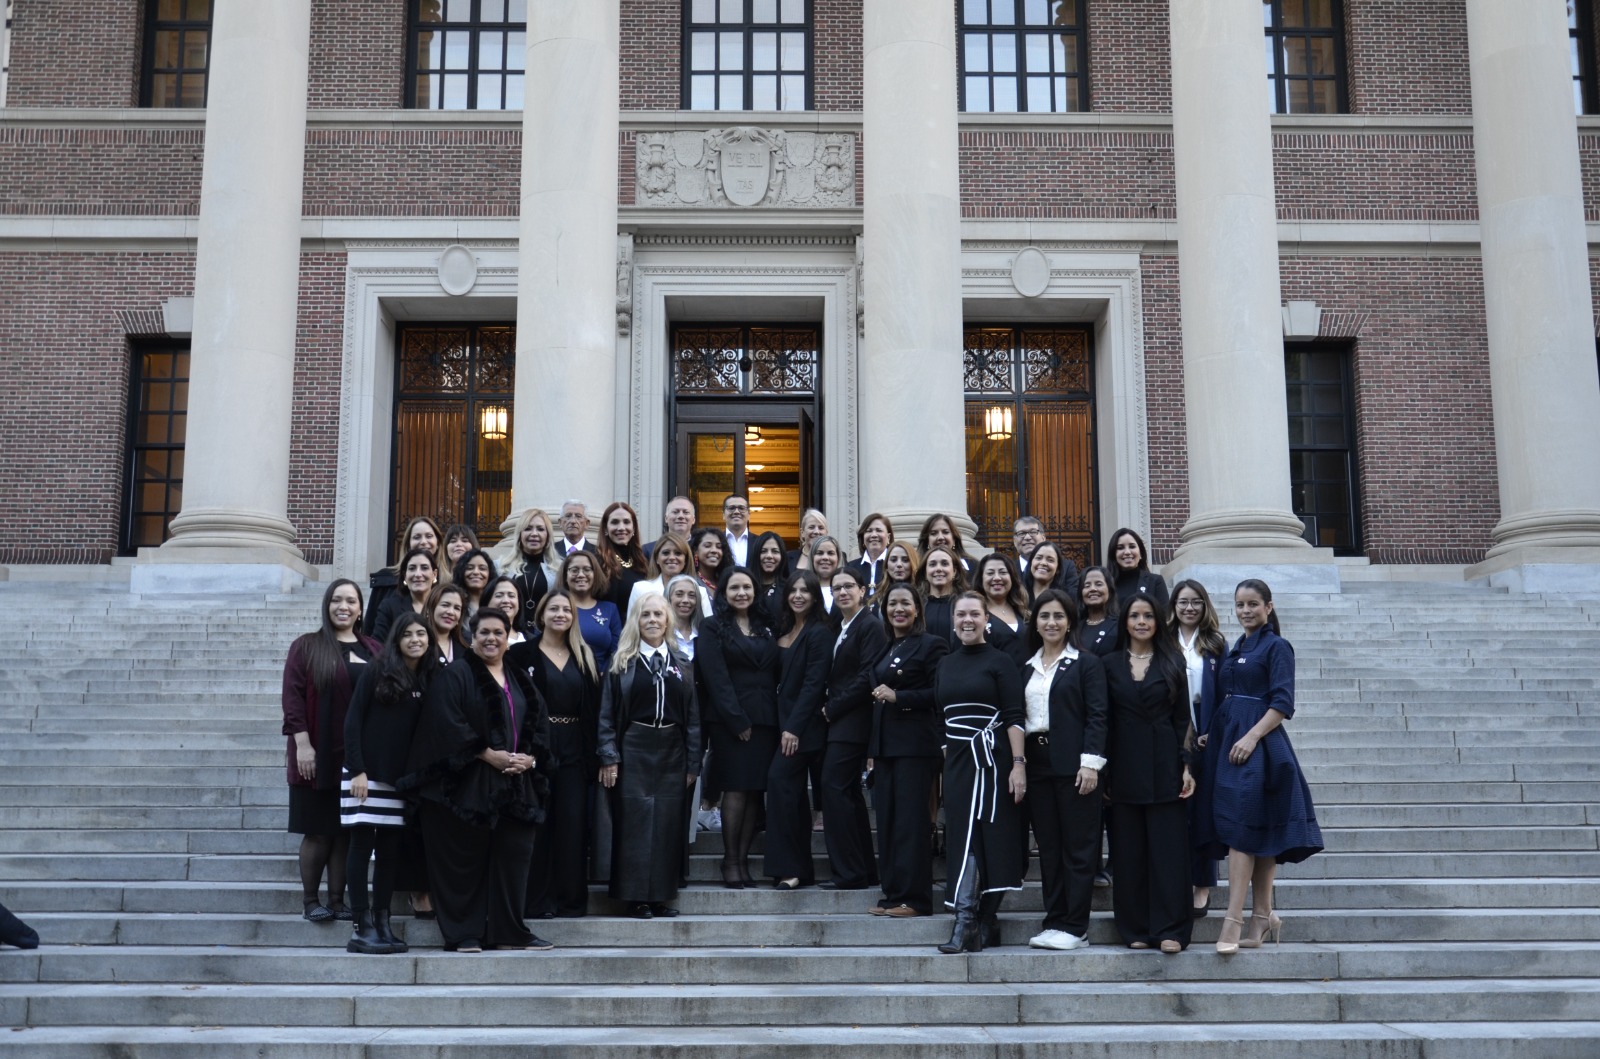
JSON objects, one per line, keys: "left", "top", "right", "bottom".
{"left": 650, "top": 904, "right": 679, "bottom": 918}
{"left": 631, "top": 904, "right": 654, "bottom": 919}
{"left": 329, "top": 904, "right": 353, "bottom": 922}
{"left": 821, "top": 881, "right": 867, "bottom": 891}
{"left": 302, "top": 902, "right": 335, "bottom": 923}
{"left": 1192, "top": 905, "right": 1210, "bottom": 920}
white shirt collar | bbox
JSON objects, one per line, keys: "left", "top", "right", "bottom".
{"left": 1026, "top": 643, "right": 1079, "bottom": 676}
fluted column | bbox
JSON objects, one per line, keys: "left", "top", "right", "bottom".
{"left": 142, "top": 0, "right": 313, "bottom": 591}
{"left": 859, "top": 0, "right": 976, "bottom": 545}
{"left": 1164, "top": 0, "right": 1333, "bottom": 591}
{"left": 506, "top": 0, "right": 620, "bottom": 536}
{"left": 1465, "top": 0, "right": 1600, "bottom": 591}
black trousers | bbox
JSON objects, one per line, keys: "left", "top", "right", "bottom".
{"left": 873, "top": 755, "right": 938, "bottom": 913}
{"left": 344, "top": 824, "right": 401, "bottom": 915}
{"left": 765, "top": 745, "right": 823, "bottom": 883}
{"left": 526, "top": 762, "right": 590, "bottom": 918}
{"left": 820, "top": 740, "right": 876, "bottom": 888}
{"left": 1026, "top": 756, "right": 1101, "bottom": 937}
{"left": 419, "top": 801, "right": 539, "bottom": 949}
{"left": 1108, "top": 800, "right": 1193, "bottom": 948}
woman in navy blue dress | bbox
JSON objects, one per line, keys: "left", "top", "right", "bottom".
{"left": 1198, "top": 579, "right": 1323, "bottom": 954}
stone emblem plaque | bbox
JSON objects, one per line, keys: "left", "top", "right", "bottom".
{"left": 635, "top": 127, "right": 856, "bottom": 209}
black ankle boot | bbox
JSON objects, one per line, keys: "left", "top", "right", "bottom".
{"left": 346, "top": 910, "right": 390, "bottom": 954}
{"left": 978, "top": 892, "right": 1003, "bottom": 949}
{"left": 373, "top": 910, "right": 407, "bottom": 953}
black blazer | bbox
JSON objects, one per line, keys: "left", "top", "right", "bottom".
{"left": 1020, "top": 650, "right": 1109, "bottom": 778}
{"left": 1114, "top": 568, "right": 1170, "bottom": 610}
{"left": 1102, "top": 652, "right": 1190, "bottom": 805}
{"left": 982, "top": 616, "right": 1032, "bottom": 666}
{"left": 371, "top": 591, "right": 422, "bottom": 644}
{"left": 596, "top": 648, "right": 703, "bottom": 771}
{"left": 823, "top": 612, "right": 889, "bottom": 744}
{"left": 845, "top": 555, "right": 888, "bottom": 595}
{"left": 868, "top": 632, "right": 950, "bottom": 759}
{"left": 776, "top": 622, "right": 832, "bottom": 752}
{"left": 343, "top": 664, "right": 427, "bottom": 784}
{"left": 694, "top": 615, "right": 780, "bottom": 732}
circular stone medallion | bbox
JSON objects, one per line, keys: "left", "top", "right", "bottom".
{"left": 437, "top": 244, "right": 478, "bottom": 297}
{"left": 1010, "top": 246, "right": 1051, "bottom": 298}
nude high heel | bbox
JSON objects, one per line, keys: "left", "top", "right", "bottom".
{"left": 1239, "top": 912, "right": 1282, "bottom": 949}
{"left": 1215, "top": 914, "right": 1244, "bottom": 955}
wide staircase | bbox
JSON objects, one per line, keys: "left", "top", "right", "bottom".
{"left": 0, "top": 579, "right": 1598, "bottom": 1056}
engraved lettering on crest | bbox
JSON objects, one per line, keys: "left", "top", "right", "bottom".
{"left": 634, "top": 128, "right": 857, "bottom": 209}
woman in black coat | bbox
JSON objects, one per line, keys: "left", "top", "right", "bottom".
{"left": 597, "top": 592, "right": 703, "bottom": 918}
{"left": 1103, "top": 596, "right": 1195, "bottom": 953}
{"left": 765, "top": 570, "right": 832, "bottom": 890}
{"left": 1108, "top": 527, "right": 1169, "bottom": 611}
{"left": 509, "top": 589, "right": 602, "bottom": 920}
{"left": 1019, "top": 589, "right": 1107, "bottom": 951}
{"left": 400, "top": 608, "right": 552, "bottom": 953}
{"left": 695, "top": 565, "right": 781, "bottom": 887}
{"left": 342, "top": 612, "right": 438, "bottom": 954}
{"left": 1073, "top": 565, "right": 1121, "bottom": 658}
{"left": 866, "top": 582, "right": 949, "bottom": 917}
{"left": 818, "top": 566, "right": 889, "bottom": 891}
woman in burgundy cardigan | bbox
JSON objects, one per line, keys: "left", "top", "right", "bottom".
{"left": 281, "top": 578, "right": 382, "bottom": 922}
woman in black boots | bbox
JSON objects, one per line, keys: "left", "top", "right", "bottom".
{"left": 934, "top": 592, "right": 1027, "bottom": 953}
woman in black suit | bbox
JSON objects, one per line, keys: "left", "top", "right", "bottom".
{"left": 509, "top": 589, "right": 601, "bottom": 920}
{"left": 765, "top": 570, "right": 832, "bottom": 890}
{"left": 1108, "top": 527, "right": 1169, "bottom": 611}
{"left": 866, "top": 582, "right": 949, "bottom": 917}
{"left": 400, "top": 608, "right": 552, "bottom": 952}
{"left": 750, "top": 531, "right": 790, "bottom": 616}
{"left": 818, "top": 566, "right": 888, "bottom": 890}
{"left": 916, "top": 544, "right": 968, "bottom": 642}
{"left": 505, "top": 507, "right": 557, "bottom": 632}
{"left": 695, "top": 565, "right": 781, "bottom": 887}
{"left": 1103, "top": 596, "right": 1195, "bottom": 953}
{"left": 1020, "top": 589, "right": 1108, "bottom": 951}
{"left": 1073, "top": 566, "right": 1121, "bottom": 658}
{"left": 976, "top": 552, "right": 1030, "bottom": 665}
{"left": 597, "top": 593, "right": 702, "bottom": 918}
{"left": 372, "top": 547, "right": 439, "bottom": 643}
{"left": 1170, "top": 578, "right": 1226, "bottom": 918}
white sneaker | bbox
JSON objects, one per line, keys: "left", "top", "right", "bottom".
{"left": 696, "top": 808, "right": 723, "bottom": 832}
{"left": 1029, "top": 929, "right": 1089, "bottom": 951}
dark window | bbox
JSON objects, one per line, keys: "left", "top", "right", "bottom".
{"left": 1285, "top": 343, "right": 1361, "bottom": 555}
{"left": 1572, "top": 1, "right": 1598, "bottom": 114}
{"left": 1263, "top": 0, "right": 1346, "bottom": 114}
{"left": 963, "top": 326, "right": 1098, "bottom": 571}
{"left": 959, "top": 0, "right": 1088, "bottom": 113}
{"left": 121, "top": 343, "right": 189, "bottom": 553}
{"left": 683, "top": 0, "right": 812, "bottom": 111}
{"left": 408, "top": 0, "right": 526, "bottom": 110}
{"left": 141, "top": 0, "right": 211, "bottom": 108}
{"left": 391, "top": 325, "right": 515, "bottom": 544}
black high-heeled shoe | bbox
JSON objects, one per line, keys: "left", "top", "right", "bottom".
{"left": 720, "top": 864, "right": 745, "bottom": 890}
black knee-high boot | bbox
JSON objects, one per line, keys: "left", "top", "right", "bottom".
{"left": 939, "top": 857, "right": 983, "bottom": 954}
{"left": 979, "top": 891, "right": 1004, "bottom": 949}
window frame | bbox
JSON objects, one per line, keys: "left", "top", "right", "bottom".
{"left": 139, "top": 0, "right": 212, "bottom": 109}
{"left": 1572, "top": 0, "right": 1599, "bottom": 116}
{"left": 1284, "top": 340, "right": 1363, "bottom": 556}
{"left": 956, "top": 0, "right": 1090, "bottom": 115}
{"left": 680, "top": 0, "right": 815, "bottom": 113}
{"left": 1263, "top": 0, "right": 1348, "bottom": 116}
{"left": 120, "top": 340, "right": 190, "bottom": 555}
{"left": 405, "top": 0, "right": 528, "bottom": 111}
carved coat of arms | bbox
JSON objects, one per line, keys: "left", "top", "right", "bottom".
{"left": 634, "top": 128, "right": 856, "bottom": 209}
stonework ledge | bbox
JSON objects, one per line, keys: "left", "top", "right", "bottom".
{"left": 1174, "top": 509, "right": 1325, "bottom": 553}
{"left": 1485, "top": 509, "right": 1600, "bottom": 555}
{"left": 1469, "top": 547, "right": 1600, "bottom": 595}
{"left": 1160, "top": 558, "right": 1342, "bottom": 598}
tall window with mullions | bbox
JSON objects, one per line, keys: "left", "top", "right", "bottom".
{"left": 409, "top": 0, "right": 526, "bottom": 110}
{"left": 1571, "top": 1, "right": 1599, "bottom": 115}
{"left": 1285, "top": 343, "right": 1361, "bottom": 555}
{"left": 122, "top": 343, "right": 189, "bottom": 554}
{"left": 684, "top": 0, "right": 812, "bottom": 111}
{"left": 959, "top": 0, "right": 1088, "bottom": 114}
{"left": 141, "top": 0, "right": 211, "bottom": 108}
{"left": 1263, "top": 0, "right": 1347, "bottom": 115}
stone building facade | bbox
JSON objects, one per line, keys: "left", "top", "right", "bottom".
{"left": 1, "top": 0, "right": 1599, "bottom": 592}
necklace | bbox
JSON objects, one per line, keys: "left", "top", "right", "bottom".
{"left": 618, "top": 557, "right": 634, "bottom": 569}
{"left": 1129, "top": 650, "right": 1153, "bottom": 660}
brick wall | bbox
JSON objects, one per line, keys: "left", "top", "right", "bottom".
{"left": 302, "top": 128, "right": 522, "bottom": 216}
{"left": 0, "top": 125, "right": 203, "bottom": 215}
{"left": 307, "top": 0, "right": 406, "bottom": 109}
{"left": 813, "top": 0, "right": 861, "bottom": 111}
{"left": 621, "top": 0, "right": 680, "bottom": 110}
{"left": 0, "top": 252, "right": 193, "bottom": 563}
{"left": 287, "top": 253, "right": 347, "bottom": 565}
{"left": 5, "top": 0, "right": 141, "bottom": 107}
{"left": 1272, "top": 131, "right": 1477, "bottom": 221}
{"left": 1087, "top": 0, "right": 1169, "bottom": 114}
{"left": 1345, "top": 0, "right": 1471, "bottom": 116}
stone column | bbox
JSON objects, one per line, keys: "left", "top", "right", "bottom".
{"left": 1163, "top": 0, "right": 1334, "bottom": 593}
{"left": 505, "top": 0, "right": 620, "bottom": 540}
{"left": 138, "top": 0, "right": 314, "bottom": 594}
{"left": 1465, "top": 0, "right": 1600, "bottom": 592}
{"left": 858, "top": 0, "right": 977, "bottom": 546}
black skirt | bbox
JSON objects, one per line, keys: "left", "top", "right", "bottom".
{"left": 942, "top": 702, "right": 1026, "bottom": 905}
{"left": 707, "top": 722, "right": 778, "bottom": 791}
{"left": 608, "top": 723, "right": 690, "bottom": 904}
{"left": 287, "top": 786, "right": 342, "bottom": 837}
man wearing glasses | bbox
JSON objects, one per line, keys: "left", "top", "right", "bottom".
{"left": 722, "top": 495, "right": 752, "bottom": 568}
{"left": 557, "top": 500, "right": 591, "bottom": 558}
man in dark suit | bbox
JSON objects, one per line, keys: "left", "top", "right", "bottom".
{"left": 722, "top": 494, "right": 751, "bottom": 568}
{"left": 644, "top": 495, "right": 696, "bottom": 559}
{"left": 1014, "top": 513, "right": 1080, "bottom": 599}
{"left": 818, "top": 569, "right": 887, "bottom": 889}
{"left": 556, "top": 500, "right": 591, "bottom": 558}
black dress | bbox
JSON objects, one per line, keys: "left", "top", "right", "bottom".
{"left": 597, "top": 647, "right": 702, "bottom": 904}
{"left": 924, "top": 595, "right": 955, "bottom": 642}
{"left": 1103, "top": 653, "right": 1192, "bottom": 949}
{"left": 511, "top": 640, "right": 601, "bottom": 918}
{"left": 763, "top": 622, "right": 832, "bottom": 884}
{"left": 399, "top": 653, "right": 551, "bottom": 949}
{"left": 694, "top": 615, "right": 781, "bottom": 791}
{"left": 867, "top": 632, "right": 949, "bottom": 914}
{"left": 936, "top": 642, "right": 1026, "bottom": 905}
